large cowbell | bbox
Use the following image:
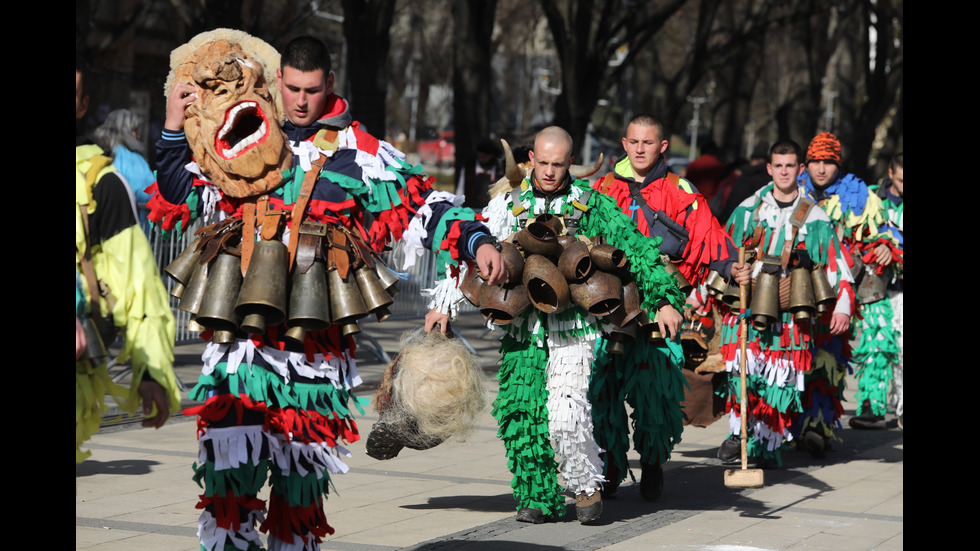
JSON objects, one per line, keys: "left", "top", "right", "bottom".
{"left": 235, "top": 240, "right": 288, "bottom": 334}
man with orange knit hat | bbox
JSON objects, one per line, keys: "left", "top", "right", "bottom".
{"left": 796, "top": 132, "right": 902, "bottom": 456}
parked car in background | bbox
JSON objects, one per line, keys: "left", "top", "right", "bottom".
{"left": 417, "top": 131, "right": 455, "bottom": 168}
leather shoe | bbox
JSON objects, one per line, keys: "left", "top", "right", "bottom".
{"left": 516, "top": 507, "right": 547, "bottom": 524}
{"left": 639, "top": 463, "right": 664, "bottom": 502}
{"left": 575, "top": 491, "right": 602, "bottom": 524}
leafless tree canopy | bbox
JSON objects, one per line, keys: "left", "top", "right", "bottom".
{"left": 78, "top": 0, "right": 902, "bottom": 182}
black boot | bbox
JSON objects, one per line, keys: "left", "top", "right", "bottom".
{"left": 639, "top": 462, "right": 664, "bottom": 501}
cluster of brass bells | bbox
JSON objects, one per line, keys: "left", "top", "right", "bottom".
{"left": 460, "top": 214, "right": 669, "bottom": 354}
{"left": 851, "top": 252, "right": 888, "bottom": 304}
{"left": 706, "top": 252, "right": 836, "bottom": 330}
{"left": 165, "top": 221, "right": 400, "bottom": 344}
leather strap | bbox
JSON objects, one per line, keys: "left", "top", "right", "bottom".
{"left": 288, "top": 153, "right": 327, "bottom": 268}
{"left": 241, "top": 199, "right": 256, "bottom": 275}
{"left": 780, "top": 197, "right": 815, "bottom": 269}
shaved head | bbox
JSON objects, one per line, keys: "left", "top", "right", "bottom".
{"left": 530, "top": 126, "right": 574, "bottom": 193}
{"left": 534, "top": 126, "right": 573, "bottom": 154}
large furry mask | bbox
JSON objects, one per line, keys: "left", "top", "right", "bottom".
{"left": 167, "top": 30, "right": 291, "bottom": 198}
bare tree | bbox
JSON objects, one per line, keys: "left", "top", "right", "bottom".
{"left": 538, "top": 0, "right": 688, "bottom": 156}
{"left": 341, "top": 0, "right": 397, "bottom": 138}
{"left": 453, "top": 1, "right": 498, "bottom": 184}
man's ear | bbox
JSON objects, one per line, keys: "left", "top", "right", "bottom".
{"left": 276, "top": 68, "right": 283, "bottom": 88}
{"left": 76, "top": 95, "right": 89, "bottom": 120}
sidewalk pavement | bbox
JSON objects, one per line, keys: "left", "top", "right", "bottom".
{"left": 77, "top": 313, "right": 902, "bottom": 551}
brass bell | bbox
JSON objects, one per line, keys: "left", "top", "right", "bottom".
{"left": 235, "top": 240, "right": 288, "bottom": 334}
{"left": 605, "top": 280, "right": 642, "bottom": 328}
{"left": 164, "top": 237, "right": 203, "bottom": 298}
{"left": 374, "top": 259, "right": 401, "bottom": 298}
{"left": 750, "top": 270, "right": 780, "bottom": 330}
{"left": 705, "top": 270, "right": 727, "bottom": 298}
{"left": 557, "top": 239, "right": 593, "bottom": 281}
{"left": 328, "top": 267, "right": 368, "bottom": 325}
{"left": 287, "top": 259, "right": 332, "bottom": 339}
{"left": 857, "top": 270, "right": 887, "bottom": 304}
{"left": 569, "top": 269, "right": 622, "bottom": 317}
{"left": 178, "top": 260, "right": 210, "bottom": 314}
{"left": 606, "top": 322, "right": 638, "bottom": 355}
{"left": 810, "top": 264, "right": 836, "bottom": 312}
{"left": 354, "top": 264, "right": 395, "bottom": 321}
{"left": 590, "top": 244, "right": 627, "bottom": 272}
{"left": 523, "top": 254, "right": 570, "bottom": 314}
{"left": 645, "top": 311, "right": 666, "bottom": 346}
{"left": 662, "top": 257, "right": 693, "bottom": 294}
{"left": 722, "top": 281, "right": 742, "bottom": 309}
{"left": 516, "top": 227, "right": 561, "bottom": 258}
{"left": 195, "top": 253, "right": 243, "bottom": 332}
{"left": 788, "top": 267, "right": 816, "bottom": 320}
{"left": 211, "top": 330, "right": 237, "bottom": 344}
{"left": 499, "top": 241, "right": 526, "bottom": 285}
{"left": 479, "top": 283, "right": 530, "bottom": 325}
{"left": 341, "top": 321, "right": 361, "bottom": 337}
{"left": 459, "top": 266, "right": 487, "bottom": 307}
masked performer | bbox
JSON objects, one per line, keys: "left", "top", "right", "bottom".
{"left": 149, "top": 30, "right": 503, "bottom": 551}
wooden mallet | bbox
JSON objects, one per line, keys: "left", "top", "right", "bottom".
{"left": 724, "top": 247, "right": 765, "bottom": 489}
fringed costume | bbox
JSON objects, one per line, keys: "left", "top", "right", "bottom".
{"left": 800, "top": 170, "right": 902, "bottom": 433}
{"left": 478, "top": 176, "right": 684, "bottom": 518}
{"left": 151, "top": 30, "right": 491, "bottom": 551}
{"left": 591, "top": 155, "right": 737, "bottom": 489}
{"left": 721, "top": 184, "right": 853, "bottom": 466}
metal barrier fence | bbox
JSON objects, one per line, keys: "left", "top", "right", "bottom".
{"left": 146, "top": 220, "right": 476, "bottom": 346}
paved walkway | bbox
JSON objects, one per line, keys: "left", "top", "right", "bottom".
{"left": 76, "top": 314, "right": 903, "bottom": 550}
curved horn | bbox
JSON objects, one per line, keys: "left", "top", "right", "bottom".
{"left": 569, "top": 153, "right": 604, "bottom": 178}
{"left": 502, "top": 139, "right": 523, "bottom": 185}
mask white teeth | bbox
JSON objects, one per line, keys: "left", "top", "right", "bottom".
{"left": 218, "top": 101, "right": 267, "bottom": 158}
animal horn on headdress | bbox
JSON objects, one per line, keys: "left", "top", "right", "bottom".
{"left": 501, "top": 139, "right": 524, "bottom": 187}
{"left": 569, "top": 153, "right": 604, "bottom": 179}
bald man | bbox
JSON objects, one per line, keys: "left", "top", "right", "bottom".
{"left": 468, "top": 127, "right": 685, "bottom": 525}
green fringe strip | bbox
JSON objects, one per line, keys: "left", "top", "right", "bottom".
{"left": 592, "top": 337, "right": 686, "bottom": 469}
{"left": 192, "top": 459, "right": 269, "bottom": 499}
{"left": 491, "top": 335, "right": 565, "bottom": 517}
{"left": 268, "top": 462, "right": 332, "bottom": 509}
{"left": 852, "top": 300, "right": 898, "bottom": 416}
{"left": 189, "top": 361, "right": 362, "bottom": 420}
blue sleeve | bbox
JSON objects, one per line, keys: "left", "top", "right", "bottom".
{"left": 154, "top": 130, "right": 196, "bottom": 205}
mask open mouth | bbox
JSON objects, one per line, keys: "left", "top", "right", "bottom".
{"left": 216, "top": 101, "right": 269, "bottom": 159}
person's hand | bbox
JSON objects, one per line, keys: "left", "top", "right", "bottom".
{"left": 138, "top": 380, "right": 170, "bottom": 429}
{"left": 76, "top": 316, "right": 87, "bottom": 360}
{"left": 729, "top": 262, "right": 752, "bottom": 286}
{"left": 873, "top": 243, "right": 893, "bottom": 267}
{"left": 425, "top": 308, "right": 450, "bottom": 335}
{"left": 657, "top": 304, "right": 684, "bottom": 340}
{"left": 475, "top": 243, "right": 509, "bottom": 286}
{"left": 165, "top": 82, "right": 198, "bottom": 131}
{"left": 685, "top": 294, "right": 703, "bottom": 311}
{"left": 829, "top": 313, "right": 850, "bottom": 335}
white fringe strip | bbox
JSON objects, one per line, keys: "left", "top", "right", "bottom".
{"left": 727, "top": 411, "right": 791, "bottom": 451}
{"left": 725, "top": 337, "right": 805, "bottom": 392}
{"left": 201, "top": 339, "right": 361, "bottom": 388}
{"left": 545, "top": 337, "right": 604, "bottom": 495}
{"left": 198, "top": 508, "right": 265, "bottom": 551}
{"left": 268, "top": 532, "right": 320, "bottom": 551}
{"left": 422, "top": 262, "right": 467, "bottom": 317}
{"left": 199, "top": 425, "right": 268, "bottom": 471}
{"left": 270, "top": 437, "right": 351, "bottom": 478}
{"left": 400, "top": 191, "right": 464, "bottom": 270}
